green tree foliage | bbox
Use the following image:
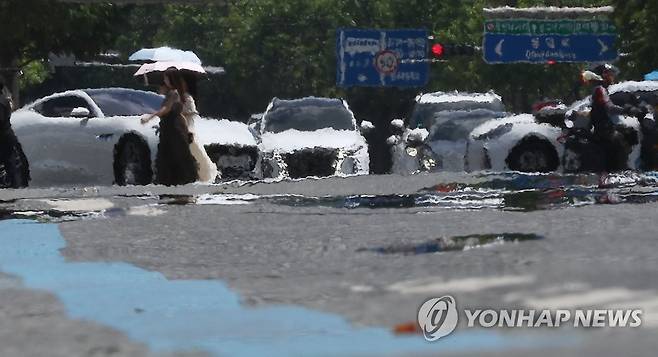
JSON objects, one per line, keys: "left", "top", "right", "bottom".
{"left": 17, "top": 61, "right": 49, "bottom": 91}
{"left": 612, "top": 0, "right": 658, "bottom": 78}
{"left": 14, "top": 0, "right": 653, "bottom": 117}
{"left": 143, "top": 1, "right": 473, "bottom": 116}
{"left": 112, "top": 4, "right": 167, "bottom": 58}
{"left": 9, "top": 0, "right": 652, "bottom": 173}
{"left": 0, "top": 0, "right": 122, "bottom": 99}
{"left": 136, "top": 0, "right": 632, "bottom": 117}
{"left": 433, "top": 0, "right": 612, "bottom": 111}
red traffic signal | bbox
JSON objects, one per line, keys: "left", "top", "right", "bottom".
{"left": 430, "top": 43, "right": 476, "bottom": 58}
{"left": 431, "top": 43, "right": 444, "bottom": 57}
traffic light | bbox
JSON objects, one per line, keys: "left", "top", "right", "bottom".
{"left": 430, "top": 43, "right": 477, "bottom": 58}
{"left": 431, "top": 43, "right": 444, "bottom": 57}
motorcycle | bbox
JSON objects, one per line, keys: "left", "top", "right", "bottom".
{"left": 561, "top": 105, "right": 647, "bottom": 173}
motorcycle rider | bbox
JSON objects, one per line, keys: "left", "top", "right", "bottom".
{"left": 588, "top": 64, "right": 637, "bottom": 171}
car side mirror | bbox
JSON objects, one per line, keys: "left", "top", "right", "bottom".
{"left": 405, "top": 128, "right": 429, "bottom": 145}
{"left": 386, "top": 135, "right": 399, "bottom": 146}
{"left": 390, "top": 119, "right": 405, "bottom": 130}
{"left": 248, "top": 113, "right": 263, "bottom": 125}
{"left": 360, "top": 120, "right": 374, "bottom": 133}
{"left": 390, "top": 118, "right": 406, "bottom": 136}
{"left": 71, "top": 107, "right": 91, "bottom": 118}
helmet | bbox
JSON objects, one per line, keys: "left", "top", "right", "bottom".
{"left": 581, "top": 70, "right": 603, "bottom": 84}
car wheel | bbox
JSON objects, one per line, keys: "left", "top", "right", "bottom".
{"left": 563, "top": 138, "right": 606, "bottom": 173}
{"left": 641, "top": 123, "right": 658, "bottom": 171}
{"left": 506, "top": 136, "right": 559, "bottom": 173}
{"left": 0, "top": 143, "right": 30, "bottom": 188}
{"left": 113, "top": 134, "right": 152, "bottom": 186}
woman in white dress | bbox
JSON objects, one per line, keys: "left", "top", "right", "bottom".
{"left": 181, "top": 91, "right": 219, "bottom": 183}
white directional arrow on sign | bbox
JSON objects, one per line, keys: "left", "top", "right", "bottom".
{"left": 597, "top": 39, "right": 609, "bottom": 55}
{"left": 495, "top": 39, "right": 505, "bottom": 57}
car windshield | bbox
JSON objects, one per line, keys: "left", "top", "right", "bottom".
{"left": 263, "top": 98, "right": 355, "bottom": 133}
{"left": 84, "top": 89, "right": 163, "bottom": 116}
{"left": 610, "top": 90, "right": 658, "bottom": 107}
{"left": 427, "top": 109, "right": 508, "bottom": 141}
{"left": 409, "top": 94, "right": 506, "bottom": 130}
{"left": 411, "top": 100, "right": 507, "bottom": 141}
{"left": 569, "top": 89, "right": 658, "bottom": 112}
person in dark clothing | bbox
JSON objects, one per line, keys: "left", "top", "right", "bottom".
{"left": 588, "top": 64, "right": 634, "bottom": 172}
{"left": 0, "top": 79, "right": 29, "bottom": 188}
{"left": 0, "top": 92, "right": 12, "bottom": 132}
{"left": 141, "top": 68, "right": 198, "bottom": 186}
{"left": 590, "top": 65, "right": 623, "bottom": 133}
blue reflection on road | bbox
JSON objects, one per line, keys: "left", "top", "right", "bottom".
{"left": 0, "top": 220, "right": 555, "bottom": 356}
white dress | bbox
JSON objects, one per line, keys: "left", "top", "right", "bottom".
{"left": 182, "top": 94, "right": 219, "bottom": 183}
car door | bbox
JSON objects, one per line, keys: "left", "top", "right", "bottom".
{"left": 15, "top": 94, "right": 108, "bottom": 186}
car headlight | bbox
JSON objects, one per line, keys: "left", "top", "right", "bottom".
{"left": 386, "top": 135, "right": 400, "bottom": 146}
{"left": 421, "top": 157, "right": 436, "bottom": 170}
{"left": 418, "top": 146, "right": 441, "bottom": 171}
{"left": 405, "top": 146, "right": 418, "bottom": 157}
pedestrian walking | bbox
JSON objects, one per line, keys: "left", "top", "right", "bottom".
{"left": 180, "top": 76, "right": 219, "bottom": 183}
{"left": 141, "top": 68, "right": 198, "bottom": 186}
{"left": 0, "top": 78, "right": 29, "bottom": 188}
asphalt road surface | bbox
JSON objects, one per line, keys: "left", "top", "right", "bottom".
{"left": 1, "top": 172, "right": 658, "bottom": 356}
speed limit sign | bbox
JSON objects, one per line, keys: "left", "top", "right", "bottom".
{"left": 374, "top": 50, "right": 399, "bottom": 75}
{"left": 336, "top": 29, "right": 428, "bottom": 87}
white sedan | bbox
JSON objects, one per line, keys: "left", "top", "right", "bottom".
{"left": 253, "top": 97, "right": 370, "bottom": 179}
{"left": 388, "top": 91, "right": 508, "bottom": 174}
{"left": 12, "top": 88, "right": 257, "bottom": 186}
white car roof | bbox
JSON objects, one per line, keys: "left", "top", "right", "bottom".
{"left": 22, "top": 87, "right": 161, "bottom": 111}
{"left": 608, "top": 81, "right": 658, "bottom": 94}
{"left": 22, "top": 89, "right": 89, "bottom": 109}
{"left": 416, "top": 91, "right": 503, "bottom": 105}
{"left": 568, "top": 80, "right": 658, "bottom": 112}
{"left": 262, "top": 96, "right": 357, "bottom": 133}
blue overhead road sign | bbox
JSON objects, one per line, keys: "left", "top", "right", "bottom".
{"left": 482, "top": 18, "right": 618, "bottom": 64}
{"left": 336, "top": 29, "right": 429, "bottom": 87}
{"left": 483, "top": 33, "right": 617, "bottom": 63}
